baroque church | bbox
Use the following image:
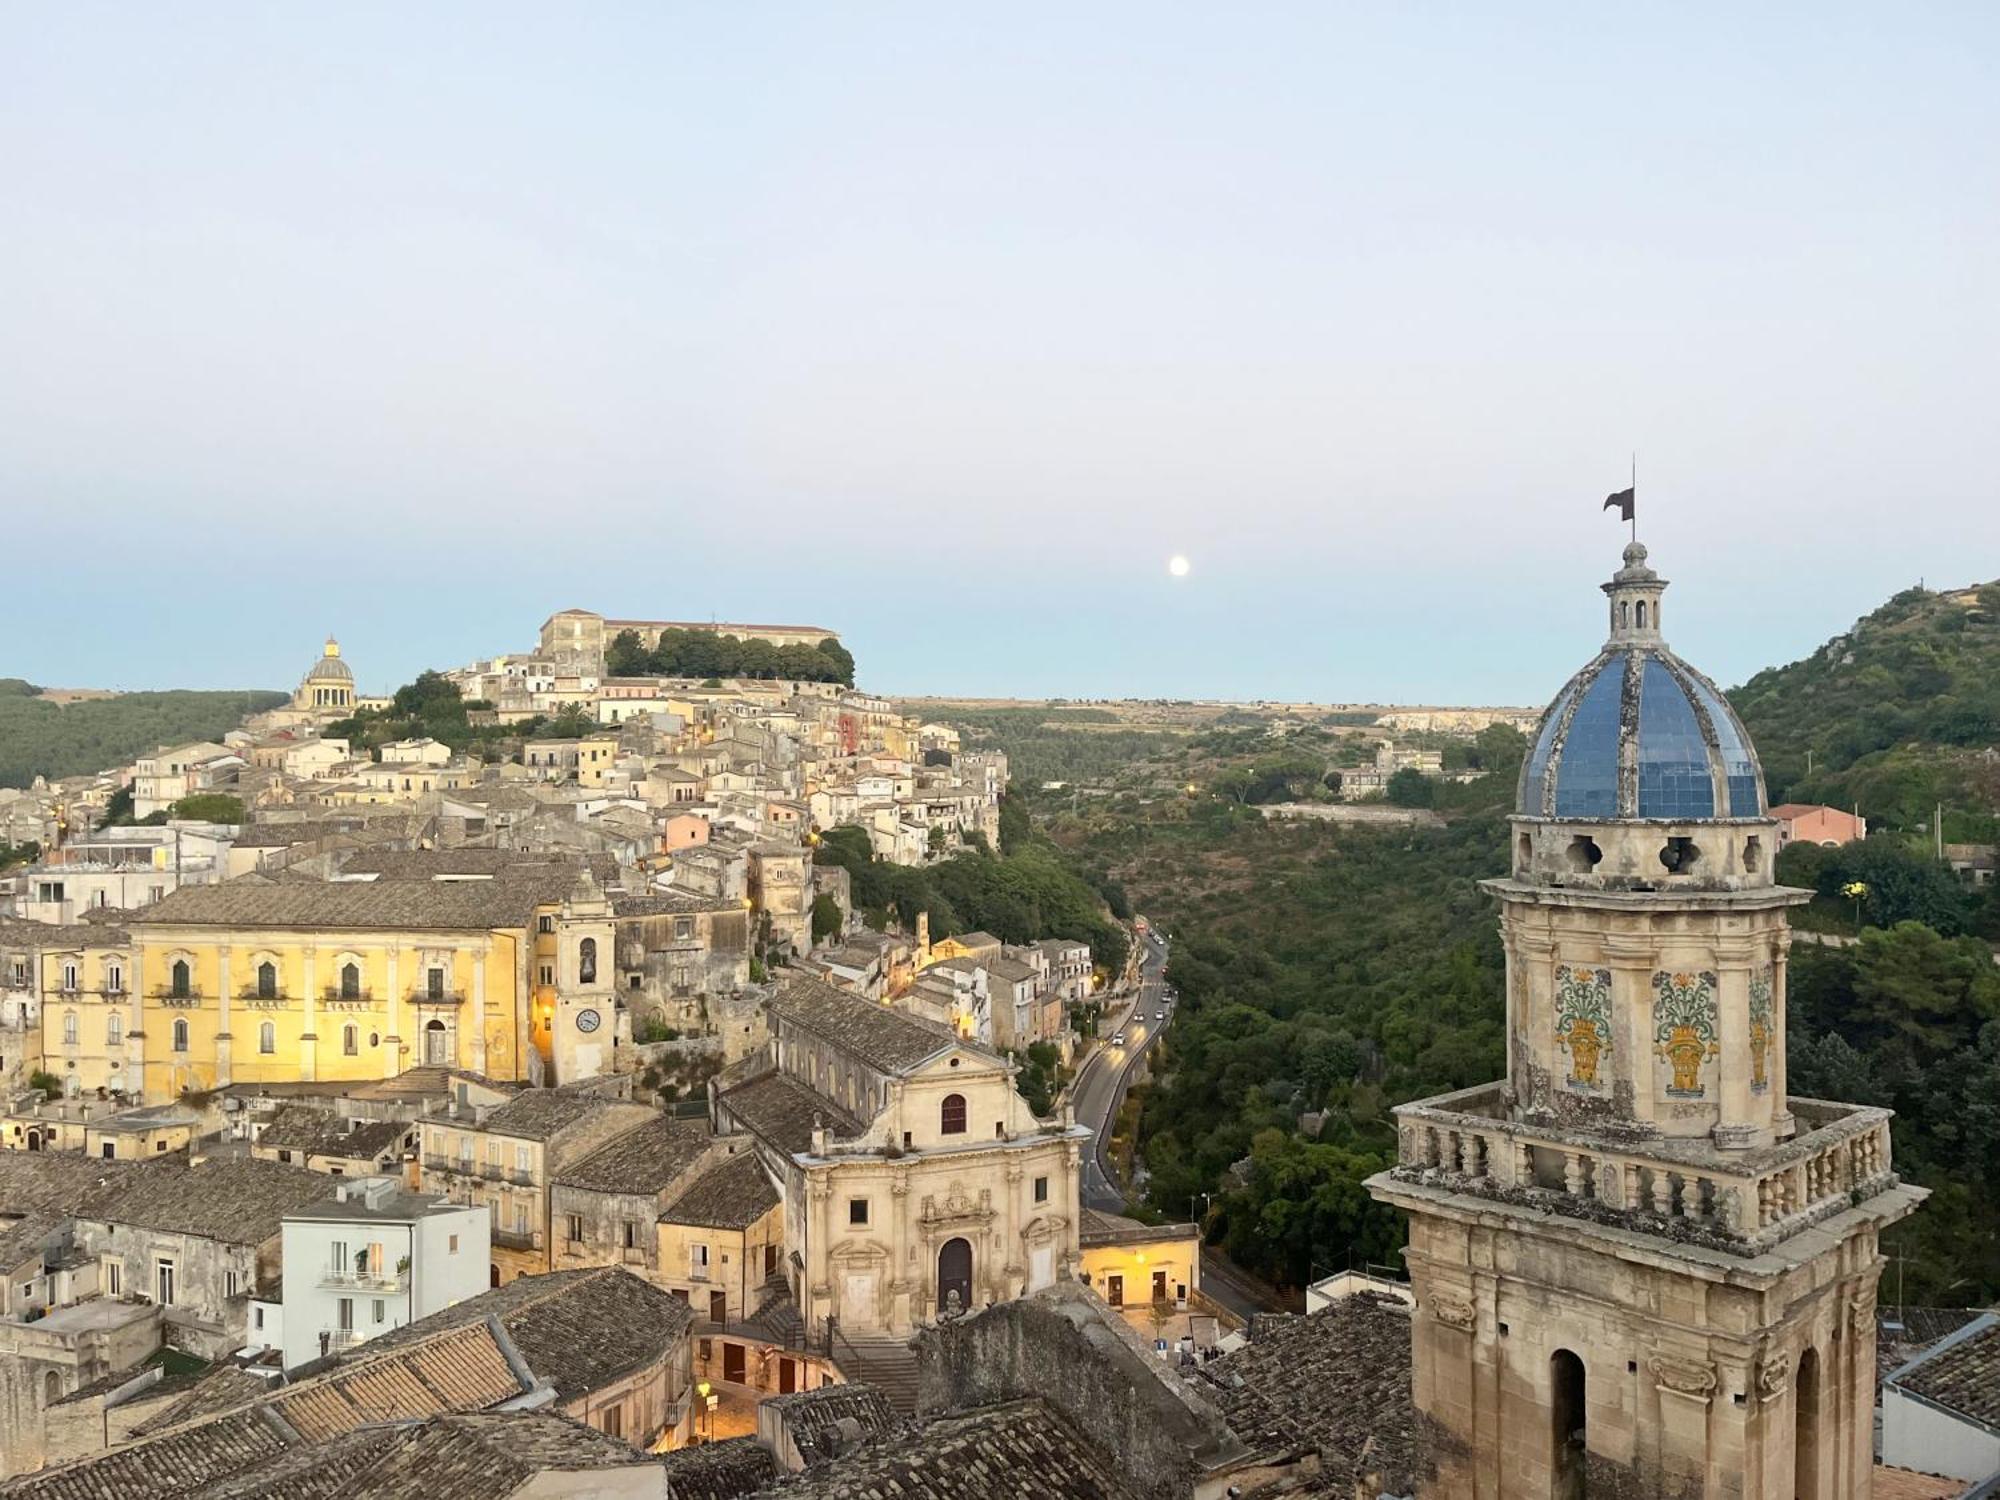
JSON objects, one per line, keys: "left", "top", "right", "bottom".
{"left": 1369, "top": 541, "right": 1926, "bottom": 1499}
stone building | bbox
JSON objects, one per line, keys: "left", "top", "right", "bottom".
{"left": 1368, "top": 541, "right": 1927, "bottom": 1498}
{"left": 549, "top": 1111, "right": 727, "bottom": 1282}
{"left": 610, "top": 889, "right": 752, "bottom": 1032}
{"left": 714, "top": 977, "right": 1088, "bottom": 1342}
{"left": 417, "top": 1080, "right": 654, "bottom": 1284}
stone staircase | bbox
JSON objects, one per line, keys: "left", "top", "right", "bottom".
{"left": 829, "top": 1331, "right": 921, "bottom": 1415}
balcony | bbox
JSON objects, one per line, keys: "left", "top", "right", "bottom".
{"left": 493, "top": 1227, "right": 541, "bottom": 1251}
{"left": 408, "top": 990, "right": 465, "bottom": 1007}
{"left": 321, "top": 1266, "right": 407, "bottom": 1293}
{"left": 323, "top": 1328, "right": 366, "bottom": 1352}
{"left": 1382, "top": 1084, "right": 1902, "bottom": 1255}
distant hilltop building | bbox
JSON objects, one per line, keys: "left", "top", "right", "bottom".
{"left": 1373, "top": 706, "right": 1540, "bottom": 734}
{"left": 540, "top": 609, "right": 839, "bottom": 672}
{"left": 294, "top": 637, "right": 355, "bottom": 713}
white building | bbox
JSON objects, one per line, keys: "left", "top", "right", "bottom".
{"left": 278, "top": 1176, "right": 487, "bottom": 1371}
{"left": 1881, "top": 1314, "right": 2000, "bottom": 1486}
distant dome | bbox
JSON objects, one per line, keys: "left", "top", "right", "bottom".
{"left": 1517, "top": 544, "right": 1765, "bottom": 821}
{"left": 305, "top": 637, "right": 353, "bottom": 684}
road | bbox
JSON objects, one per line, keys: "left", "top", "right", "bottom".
{"left": 1072, "top": 928, "right": 1173, "bottom": 1213}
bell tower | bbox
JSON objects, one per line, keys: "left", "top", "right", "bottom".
{"left": 1369, "top": 541, "right": 1925, "bottom": 1499}
{"left": 551, "top": 870, "right": 615, "bottom": 1085}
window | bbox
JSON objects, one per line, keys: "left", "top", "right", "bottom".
{"left": 343, "top": 1024, "right": 358, "bottom": 1056}
{"left": 257, "top": 961, "right": 277, "bottom": 999}
{"left": 428, "top": 967, "right": 445, "bottom": 1000}
{"left": 155, "top": 1259, "right": 177, "bottom": 1307}
{"left": 578, "top": 937, "right": 597, "bottom": 984}
{"left": 259, "top": 1021, "right": 276, "bottom": 1054}
{"left": 515, "top": 1143, "right": 532, "bottom": 1173}
{"left": 448, "top": 1234, "right": 459, "bottom": 1254}
{"left": 539, "top": 965, "right": 554, "bottom": 986}
{"left": 226, "top": 1269, "right": 240, "bottom": 1298}
{"left": 62, "top": 1011, "right": 78, "bottom": 1045}
{"left": 1034, "top": 1176, "right": 1048, "bottom": 1203}
{"left": 566, "top": 1214, "right": 584, "bottom": 1244}
{"left": 337, "top": 1297, "right": 354, "bottom": 1331}
{"left": 340, "top": 962, "right": 361, "bottom": 999}
{"left": 172, "top": 1019, "right": 189, "bottom": 1053}
{"left": 623, "top": 1220, "right": 639, "bottom": 1249}
{"left": 277, "top": 1149, "right": 293, "bottom": 1164}
{"left": 674, "top": 917, "right": 694, "bottom": 941}
{"left": 254, "top": 1307, "right": 264, "bottom": 1330}
{"left": 692, "top": 1243, "right": 710, "bottom": 1269}
{"left": 330, "top": 1238, "right": 348, "bottom": 1271}
{"left": 62, "top": 963, "right": 79, "bottom": 992}
{"left": 101, "top": 1141, "right": 115, "bottom": 1160}
{"left": 105, "top": 964, "right": 122, "bottom": 993}
{"left": 170, "top": 959, "right": 191, "bottom": 999}
{"left": 849, "top": 1198, "right": 870, "bottom": 1226}
{"left": 105, "top": 1261, "right": 120, "bottom": 1297}
{"left": 603, "top": 1404, "right": 623, "bottom": 1439}
{"left": 940, "top": 1093, "right": 967, "bottom": 1135}
{"left": 374, "top": 1299, "right": 386, "bottom": 1324}
{"left": 107, "top": 1013, "right": 123, "bottom": 1046}
{"left": 538, "top": 915, "right": 554, "bottom": 934}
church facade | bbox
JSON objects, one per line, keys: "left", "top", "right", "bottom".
{"left": 1369, "top": 542, "right": 1925, "bottom": 1499}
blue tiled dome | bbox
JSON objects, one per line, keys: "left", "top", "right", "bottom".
{"left": 1517, "top": 545, "right": 1765, "bottom": 821}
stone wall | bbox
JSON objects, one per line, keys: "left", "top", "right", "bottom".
{"left": 912, "top": 1286, "right": 1235, "bottom": 1500}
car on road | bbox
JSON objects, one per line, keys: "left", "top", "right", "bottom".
{"left": 1112, "top": 1032, "right": 1126, "bottom": 1044}
{"left": 1155, "top": 1011, "right": 1166, "bottom": 1021}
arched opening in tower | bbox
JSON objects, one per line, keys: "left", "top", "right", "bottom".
{"left": 1551, "top": 1348, "right": 1587, "bottom": 1500}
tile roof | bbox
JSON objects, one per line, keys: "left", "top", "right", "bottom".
{"left": 553, "top": 1113, "right": 715, "bottom": 1194}
{"left": 612, "top": 890, "right": 739, "bottom": 917}
{"left": 130, "top": 1367, "right": 276, "bottom": 1436}
{"left": 764, "top": 1384, "right": 897, "bottom": 1456}
{"left": 766, "top": 1396, "right": 1141, "bottom": 1499}
{"left": 1888, "top": 1313, "right": 2000, "bottom": 1431}
{"left": 254, "top": 1104, "right": 410, "bottom": 1162}
{"left": 128, "top": 874, "right": 569, "bottom": 932}
{"left": 767, "top": 976, "right": 965, "bottom": 1075}
{"left": 652, "top": 1436, "right": 778, "bottom": 1499}
{"left": 315, "top": 1410, "right": 656, "bottom": 1500}
{"left": 1192, "top": 1294, "right": 1417, "bottom": 1491}
{"left": 718, "top": 1069, "right": 864, "bottom": 1156}
{"left": 0, "top": 1409, "right": 295, "bottom": 1499}
{"left": 477, "top": 1083, "right": 645, "bottom": 1144}
{"left": 362, "top": 1265, "right": 695, "bottom": 1403}
{"left": 77, "top": 1157, "right": 338, "bottom": 1245}
{"left": 659, "top": 1149, "right": 780, "bottom": 1229}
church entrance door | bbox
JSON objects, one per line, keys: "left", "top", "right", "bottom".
{"left": 936, "top": 1237, "right": 972, "bottom": 1316}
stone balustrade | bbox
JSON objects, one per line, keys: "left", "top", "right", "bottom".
{"left": 1390, "top": 1084, "right": 1898, "bottom": 1255}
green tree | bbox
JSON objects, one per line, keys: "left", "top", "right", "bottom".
{"left": 605, "top": 629, "right": 650, "bottom": 676}
{"left": 1385, "top": 767, "right": 1435, "bottom": 808}
{"left": 811, "top": 892, "right": 845, "bottom": 945}
{"left": 169, "top": 793, "right": 245, "bottom": 823}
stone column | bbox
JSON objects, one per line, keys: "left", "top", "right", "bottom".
{"left": 300, "top": 945, "right": 318, "bottom": 1081}
{"left": 888, "top": 1177, "right": 912, "bottom": 1330}
{"left": 384, "top": 944, "right": 401, "bottom": 1079}
{"left": 1712, "top": 940, "right": 1757, "bottom": 1149}
{"left": 472, "top": 944, "right": 489, "bottom": 1075}
{"left": 1770, "top": 940, "right": 1793, "bottom": 1135}
{"left": 214, "top": 944, "right": 234, "bottom": 1087}
{"left": 1603, "top": 934, "right": 1657, "bottom": 1130}
{"left": 1511, "top": 926, "right": 1556, "bottom": 1114}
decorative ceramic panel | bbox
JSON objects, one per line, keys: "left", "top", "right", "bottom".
{"left": 1553, "top": 964, "right": 1613, "bottom": 1092}
{"left": 1652, "top": 970, "right": 1719, "bottom": 1099}
{"left": 1748, "top": 965, "right": 1774, "bottom": 1094}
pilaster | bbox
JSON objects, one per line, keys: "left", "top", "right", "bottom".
{"left": 300, "top": 945, "right": 318, "bottom": 1081}
{"left": 214, "top": 944, "right": 234, "bottom": 1087}
{"left": 385, "top": 944, "right": 401, "bottom": 1079}
{"left": 472, "top": 944, "right": 489, "bottom": 1074}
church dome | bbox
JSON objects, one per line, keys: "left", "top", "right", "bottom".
{"left": 304, "top": 637, "right": 354, "bottom": 684}
{"left": 1517, "top": 544, "right": 1765, "bottom": 821}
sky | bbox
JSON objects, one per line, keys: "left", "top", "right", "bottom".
{"left": 4, "top": 4, "right": 1996, "bottom": 707}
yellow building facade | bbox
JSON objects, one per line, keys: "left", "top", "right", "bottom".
{"left": 39, "top": 874, "right": 600, "bottom": 1104}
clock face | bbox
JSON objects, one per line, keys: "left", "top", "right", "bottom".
{"left": 575, "top": 1008, "right": 601, "bottom": 1034}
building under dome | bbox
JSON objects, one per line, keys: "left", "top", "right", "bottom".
{"left": 1370, "top": 538, "right": 1924, "bottom": 1499}
{"left": 293, "top": 637, "right": 356, "bottom": 713}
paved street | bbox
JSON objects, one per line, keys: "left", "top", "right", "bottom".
{"left": 1071, "top": 928, "right": 1173, "bottom": 1213}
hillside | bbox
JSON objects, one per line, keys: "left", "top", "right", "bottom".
{"left": 0, "top": 679, "right": 286, "bottom": 788}
{"left": 1729, "top": 580, "right": 2000, "bottom": 836}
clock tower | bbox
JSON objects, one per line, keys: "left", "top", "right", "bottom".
{"left": 552, "top": 871, "right": 616, "bottom": 1084}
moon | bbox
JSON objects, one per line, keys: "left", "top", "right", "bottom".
{"left": 1168, "top": 555, "right": 1191, "bottom": 578}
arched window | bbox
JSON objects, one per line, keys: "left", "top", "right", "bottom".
{"left": 1617, "top": 600, "right": 1629, "bottom": 629}
{"left": 43, "top": 1369, "right": 60, "bottom": 1406}
{"left": 340, "top": 962, "right": 361, "bottom": 1000}
{"left": 1635, "top": 601, "right": 1648, "bottom": 629}
{"left": 107, "top": 1013, "right": 123, "bottom": 1046}
{"left": 259, "top": 1020, "right": 276, "bottom": 1054}
{"left": 940, "top": 1093, "right": 967, "bottom": 1135}
{"left": 343, "top": 1024, "right": 358, "bottom": 1056}
{"left": 172, "top": 1018, "right": 189, "bottom": 1053}
{"left": 1795, "top": 1347, "right": 1821, "bottom": 1498}
{"left": 170, "top": 959, "right": 191, "bottom": 999}
{"left": 579, "top": 937, "right": 597, "bottom": 985}
{"left": 62, "top": 1011, "right": 78, "bottom": 1045}
{"left": 257, "top": 961, "right": 277, "bottom": 999}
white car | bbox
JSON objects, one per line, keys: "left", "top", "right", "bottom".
{"left": 1155, "top": 1011, "right": 1166, "bottom": 1022}
{"left": 1112, "top": 1032, "right": 1127, "bottom": 1045}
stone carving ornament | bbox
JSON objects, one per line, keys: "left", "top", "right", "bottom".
{"left": 1649, "top": 1354, "right": 1717, "bottom": 1399}
{"left": 1431, "top": 1294, "right": 1476, "bottom": 1332}
{"left": 1553, "top": 964, "right": 1613, "bottom": 1091}
{"left": 1652, "top": 971, "right": 1720, "bottom": 1099}
{"left": 1756, "top": 1350, "right": 1790, "bottom": 1399}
